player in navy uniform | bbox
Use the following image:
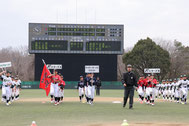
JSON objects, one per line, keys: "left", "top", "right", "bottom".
{"left": 77, "top": 76, "right": 85, "bottom": 102}
{"left": 84, "top": 74, "right": 90, "bottom": 103}
{"left": 88, "top": 73, "right": 96, "bottom": 105}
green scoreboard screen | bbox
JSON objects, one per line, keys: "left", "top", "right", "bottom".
{"left": 29, "top": 23, "right": 124, "bottom": 54}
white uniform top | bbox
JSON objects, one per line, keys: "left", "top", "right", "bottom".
{"left": 164, "top": 83, "right": 168, "bottom": 90}
{"left": 18, "top": 79, "right": 21, "bottom": 84}
{"left": 13, "top": 81, "right": 20, "bottom": 88}
{"left": 162, "top": 84, "right": 166, "bottom": 90}
{"left": 174, "top": 82, "right": 179, "bottom": 90}
{"left": 156, "top": 84, "right": 160, "bottom": 89}
{"left": 180, "top": 80, "right": 189, "bottom": 88}
{"left": 1, "top": 75, "right": 12, "bottom": 86}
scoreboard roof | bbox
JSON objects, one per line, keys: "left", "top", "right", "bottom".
{"left": 29, "top": 23, "right": 124, "bottom": 54}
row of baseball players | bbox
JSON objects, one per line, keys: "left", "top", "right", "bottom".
{"left": 137, "top": 74, "right": 189, "bottom": 105}
{"left": 0, "top": 70, "right": 21, "bottom": 106}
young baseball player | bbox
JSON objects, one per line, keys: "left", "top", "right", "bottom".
{"left": 162, "top": 80, "right": 167, "bottom": 100}
{"left": 14, "top": 77, "right": 21, "bottom": 100}
{"left": 58, "top": 75, "right": 65, "bottom": 104}
{"left": 178, "top": 75, "right": 189, "bottom": 104}
{"left": 10, "top": 76, "right": 16, "bottom": 102}
{"left": 48, "top": 69, "right": 61, "bottom": 105}
{"left": 155, "top": 80, "right": 160, "bottom": 99}
{"left": 145, "top": 74, "right": 151, "bottom": 104}
{"left": 77, "top": 76, "right": 85, "bottom": 102}
{"left": 88, "top": 73, "right": 96, "bottom": 105}
{"left": 84, "top": 74, "right": 90, "bottom": 103}
{"left": 150, "top": 75, "right": 157, "bottom": 105}
{"left": 173, "top": 78, "right": 180, "bottom": 103}
{"left": 137, "top": 75, "right": 145, "bottom": 104}
{"left": 168, "top": 79, "right": 173, "bottom": 101}
{"left": 170, "top": 79, "right": 175, "bottom": 102}
{"left": 0, "top": 70, "right": 13, "bottom": 106}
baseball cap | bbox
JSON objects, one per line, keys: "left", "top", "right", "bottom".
{"left": 127, "top": 64, "right": 132, "bottom": 68}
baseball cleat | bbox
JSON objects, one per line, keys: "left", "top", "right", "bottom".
{"left": 6, "top": 103, "right": 9, "bottom": 106}
{"left": 8, "top": 101, "right": 11, "bottom": 105}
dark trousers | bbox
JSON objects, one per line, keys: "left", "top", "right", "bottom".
{"left": 96, "top": 87, "right": 100, "bottom": 95}
{"left": 123, "top": 87, "right": 134, "bottom": 107}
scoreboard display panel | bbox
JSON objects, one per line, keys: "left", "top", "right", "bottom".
{"left": 29, "top": 23, "right": 124, "bottom": 54}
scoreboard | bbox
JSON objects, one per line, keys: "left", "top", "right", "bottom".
{"left": 29, "top": 23, "right": 124, "bottom": 54}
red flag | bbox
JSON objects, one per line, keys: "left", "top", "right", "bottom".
{"left": 39, "top": 64, "right": 51, "bottom": 96}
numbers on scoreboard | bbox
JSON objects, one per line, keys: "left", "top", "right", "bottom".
{"left": 48, "top": 28, "right": 105, "bottom": 36}
{"left": 86, "top": 41, "right": 121, "bottom": 51}
{"left": 31, "top": 40, "right": 68, "bottom": 51}
{"left": 70, "top": 42, "right": 83, "bottom": 51}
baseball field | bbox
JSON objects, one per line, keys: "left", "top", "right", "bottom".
{"left": 0, "top": 89, "right": 189, "bottom": 126}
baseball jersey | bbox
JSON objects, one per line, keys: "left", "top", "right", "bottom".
{"left": 180, "top": 80, "right": 189, "bottom": 88}
{"left": 151, "top": 79, "right": 157, "bottom": 88}
{"left": 49, "top": 75, "right": 61, "bottom": 83}
{"left": 88, "top": 77, "right": 96, "bottom": 86}
{"left": 1, "top": 75, "right": 12, "bottom": 86}
{"left": 77, "top": 81, "right": 85, "bottom": 89}
{"left": 173, "top": 82, "right": 179, "bottom": 91}
{"left": 137, "top": 80, "right": 144, "bottom": 87}
{"left": 166, "top": 83, "right": 171, "bottom": 90}
{"left": 164, "top": 83, "right": 168, "bottom": 90}
{"left": 84, "top": 77, "right": 90, "bottom": 87}
{"left": 14, "top": 80, "right": 21, "bottom": 88}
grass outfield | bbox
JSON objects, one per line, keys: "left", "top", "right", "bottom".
{"left": 0, "top": 89, "right": 189, "bottom": 126}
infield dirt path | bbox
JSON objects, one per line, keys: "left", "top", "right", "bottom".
{"left": 19, "top": 97, "right": 167, "bottom": 103}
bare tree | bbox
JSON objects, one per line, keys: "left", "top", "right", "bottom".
{"left": 154, "top": 38, "right": 189, "bottom": 79}
{"left": 0, "top": 46, "right": 34, "bottom": 81}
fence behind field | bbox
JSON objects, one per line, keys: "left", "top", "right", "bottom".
{"left": 0, "top": 81, "right": 123, "bottom": 89}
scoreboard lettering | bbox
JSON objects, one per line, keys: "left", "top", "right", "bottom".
{"left": 29, "top": 23, "right": 124, "bottom": 54}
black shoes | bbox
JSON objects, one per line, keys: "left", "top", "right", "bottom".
{"left": 129, "top": 106, "right": 133, "bottom": 109}
{"left": 123, "top": 104, "right": 126, "bottom": 108}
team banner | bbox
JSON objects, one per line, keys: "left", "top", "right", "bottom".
{"left": 0, "top": 62, "right": 12, "bottom": 68}
{"left": 47, "top": 64, "right": 62, "bottom": 69}
{"left": 85, "top": 65, "right": 99, "bottom": 73}
{"left": 39, "top": 64, "right": 51, "bottom": 96}
{"left": 144, "top": 68, "right": 161, "bottom": 73}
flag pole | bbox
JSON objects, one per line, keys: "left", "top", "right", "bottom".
{"left": 42, "top": 59, "right": 51, "bottom": 74}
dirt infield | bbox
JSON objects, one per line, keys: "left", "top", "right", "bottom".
{"left": 19, "top": 97, "right": 167, "bottom": 103}
{"left": 80, "top": 122, "right": 189, "bottom": 126}
{"left": 19, "top": 97, "right": 123, "bottom": 102}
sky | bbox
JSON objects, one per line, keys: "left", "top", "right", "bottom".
{"left": 0, "top": 0, "right": 189, "bottom": 49}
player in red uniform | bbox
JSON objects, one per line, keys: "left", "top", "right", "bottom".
{"left": 145, "top": 74, "right": 152, "bottom": 104}
{"left": 48, "top": 70, "right": 61, "bottom": 105}
{"left": 137, "top": 75, "right": 146, "bottom": 104}
{"left": 59, "top": 75, "right": 65, "bottom": 103}
{"left": 150, "top": 75, "right": 157, "bottom": 105}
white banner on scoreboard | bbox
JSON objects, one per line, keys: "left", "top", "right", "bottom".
{"left": 144, "top": 68, "right": 161, "bottom": 73}
{"left": 85, "top": 65, "right": 99, "bottom": 73}
{"left": 47, "top": 64, "right": 62, "bottom": 69}
{"left": 0, "top": 62, "right": 12, "bottom": 68}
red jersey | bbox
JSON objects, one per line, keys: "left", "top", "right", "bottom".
{"left": 49, "top": 74, "right": 61, "bottom": 83}
{"left": 137, "top": 79, "right": 145, "bottom": 87}
{"left": 145, "top": 78, "right": 152, "bottom": 87}
{"left": 151, "top": 79, "right": 157, "bottom": 88}
{"left": 59, "top": 80, "right": 66, "bottom": 86}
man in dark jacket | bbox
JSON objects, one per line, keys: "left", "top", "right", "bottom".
{"left": 122, "top": 64, "right": 138, "bottom": 109}
{"left": 96, "top": 77, "right": 101, "bottom": 96}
